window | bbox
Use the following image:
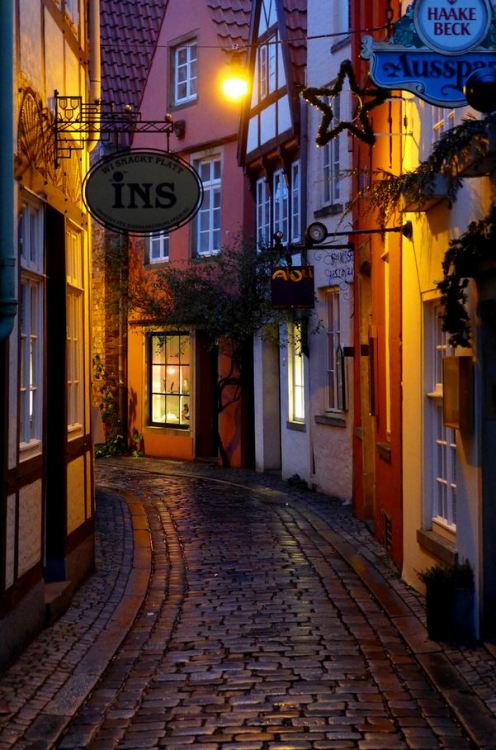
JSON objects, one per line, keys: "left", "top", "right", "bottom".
{"left": 432, "top": 106, "right": 455, "bottom": 142}
{"left": 149, "top": 333, "right": 191, "bottom": 427}
{"left": 258, "top": 33, "right": 278, "bottom": 100}
{"left": 147, "top": 232, "right": 169, "bottom": 263}
{"left": 66, "top": 228, "right": 84, "bottom": 433}
{"left": 289, "top": 322, "right": 305, "bottom": 423}
{"left": 256, "top": 178, "right": 271, "bottom": 249}
{"left": 273, "top": 169, "right": 288, "bottom": 243}
{"left": 290, "top": 161, "right": 301, "bottom": 242}
{"left": 193, "top": 157, "right": 222, "bottom": 255}
{"left": 425, "top": 301, "right": 457, "bottom": 530}
{"left": 173, "top": 42, "right": 198, "bottom": 105}
{"left": 326, "top": 289, "right": 345, "bottom": 411}
{"left": 64, "top": 0, "right": 79, "bottom": 27}
{"left": 323, "top": 95, "right": 341, "bottom": 205}
{"left": 19, "top": 201, "right": 44, "bottom": 454}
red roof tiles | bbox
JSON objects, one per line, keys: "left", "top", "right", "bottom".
{"left": 207, "top": 0, "right": 252, "bottom": 48}
{"left": 283, "top": 0, "right": 307, "bottom": 86}
{"left": 100, "top": 0, "right": 168, "bottom": 112}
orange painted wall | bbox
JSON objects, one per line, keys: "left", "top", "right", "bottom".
{"left": 352, "top": 0, "right": 403, "bottom": 566}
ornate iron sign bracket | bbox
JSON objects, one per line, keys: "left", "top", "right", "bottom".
{"left": 54, "top": 92, "right": 176, "bottom": 168}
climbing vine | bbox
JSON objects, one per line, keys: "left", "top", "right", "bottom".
{"left": 436, "top": 205, "right": 496, "bottom": 347}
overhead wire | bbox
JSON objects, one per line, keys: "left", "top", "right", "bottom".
{"left": 100, "top": 24, "right": 389, "bottom": 51}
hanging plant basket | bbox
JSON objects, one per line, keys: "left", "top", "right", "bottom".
{"left": 400, "top": 173, "right": 452, "bottom": 213}
{"left": 459, "top": 121, "right": 496, "bottom": 177}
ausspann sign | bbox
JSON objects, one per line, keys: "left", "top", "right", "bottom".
{"left": 361, "top": 0, "right": 496, "bottom": 107}
{"left": 83, "top": 150, "right": 203, "bottom": 234}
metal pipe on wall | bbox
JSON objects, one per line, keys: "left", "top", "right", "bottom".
{"left": 88, "top": 0, "right": 101, "bottom": 151}
{"left": 0, "top": 0, "right": 16, "bottom": 341}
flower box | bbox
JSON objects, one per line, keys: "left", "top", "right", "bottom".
{"left": 400, "top": 174, "right": 451, "bottom": 213}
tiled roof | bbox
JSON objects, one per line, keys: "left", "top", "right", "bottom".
{"left": 207, "top": 0, "right": 252, "bottom": 48}
{"left": 283, "top": 0, "right": 307, "bottom": 86}
{"left": 100, "top": 0, "right": 168, "bottom": 112}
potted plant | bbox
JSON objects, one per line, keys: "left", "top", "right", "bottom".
{"left": 418, "top": 560, "right": 476, "bottom": 644}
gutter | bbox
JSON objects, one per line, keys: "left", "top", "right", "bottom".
{"left": 88, "top": 0, "right": 101, "bottom": 152}
{"left": 0, "top": 0, "right": 16, "bottom": 341}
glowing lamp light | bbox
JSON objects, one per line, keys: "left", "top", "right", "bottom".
{"left": 220, "top": 51, "right": 249, "bottom": 102}
{"left": 221, "top": 71, "right": 249, "bottom": 101}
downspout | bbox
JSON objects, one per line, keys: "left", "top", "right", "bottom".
{"left": 88, "top": 0, "right": 101, "bottom": 151}
{"left": 0, "top": 0, "right": 16, "bottom": 341}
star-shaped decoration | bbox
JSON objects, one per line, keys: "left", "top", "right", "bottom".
{"left": 301, "top": 59, "right": 390, "bottom": 147}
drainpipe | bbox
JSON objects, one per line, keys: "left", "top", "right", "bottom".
{"left": 88, "top": 0, "right": 101, "bottom": 151}
{"left": 0, "top": 0, "right": 16, "bottom": 341}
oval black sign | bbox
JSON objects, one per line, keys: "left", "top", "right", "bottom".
{"left": 83, "top": 149, "right": 204, "bottom": 234}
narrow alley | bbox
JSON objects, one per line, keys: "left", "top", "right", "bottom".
{"left": 1, "top": 460, "right": 496, "bottom": 750}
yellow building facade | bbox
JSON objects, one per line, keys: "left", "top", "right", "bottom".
{"left": 0, "top": 0, "right": 97, "bottom": 665}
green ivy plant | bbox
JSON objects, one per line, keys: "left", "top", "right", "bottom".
{"left": 93, "top": 354, "right": 127, "bottom": 458}
{"left": 437, "top": 204, "right": 496, "bottom": 347}
{"left": 355, "top": 113, "right": 495, "bottom": 227}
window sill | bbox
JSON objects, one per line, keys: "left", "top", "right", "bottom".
{"left": 314, "top": 203, "right": 343, "bottom": 219}
{"left": 331, "top": 34, "right": 351, "bottom": 54}
{"left": 286, "top": 420, "right": 306, "bottom": 432}
{"left": 68, "top": 424, "right": 84, "bottom": 440}
{"left": 417, "top": 528, "right": 457, "bottom": 567}
{"left": 314, "top": 413, "right": 346, "bottom": 428}
{"left": 148, "top": 424, "right": 190, "bottom": 432}
{"left": 19, "top": 439, "right": 42, "bottom": 463}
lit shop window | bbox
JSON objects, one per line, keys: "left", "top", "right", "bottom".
{"left": 149, "top": 333, "right": 191, "bottom": 427}
{"left": 289, "top": 322, "right": 305, "bottom": 423}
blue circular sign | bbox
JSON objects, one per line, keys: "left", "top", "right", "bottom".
{"left": 414, "top": 0, "right": 492, "bottom": 55}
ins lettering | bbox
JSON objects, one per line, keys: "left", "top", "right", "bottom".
{"left": 111, "top": 171, "right": 177, "bottom": 209}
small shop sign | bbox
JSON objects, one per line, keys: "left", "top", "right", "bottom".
{"left": 362, "top": 0, "right": 496, "bottom": 107}
{"left": 83, "top": 149, "right": 203, "bottom": 234}
{"left": 271, "top": 266, "right": 315, "bottom": 309}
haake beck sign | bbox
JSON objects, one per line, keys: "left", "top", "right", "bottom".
{"left": 83, "top": 150, "right": 203, "bottom": 234}
{"left": 361, "top": 0, "right": 496, "bottom": 107}
{"left": 415, "top": 0, "right": 492, "bottom": 53}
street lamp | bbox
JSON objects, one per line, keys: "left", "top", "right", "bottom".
{"left": 220, "top": 50, "right": 250, "bottom": 102}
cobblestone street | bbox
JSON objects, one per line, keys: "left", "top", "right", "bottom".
{"left": 1, "top": 459, "right": 496, "bottom": 749}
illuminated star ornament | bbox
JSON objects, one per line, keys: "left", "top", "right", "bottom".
{"left": 301, "top": 59, "right": 390, "bottom": 147}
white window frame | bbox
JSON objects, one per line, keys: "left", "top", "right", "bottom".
{"left": 149, "top": 332, "right": 191, "bottom": 428}
{"left": 289, "top": 322, "right": 305, "bottom": 423}
{"left": 273, "top": 168, "right": 289, "bottom": 244}
{"left": 148, "top": 232, "right": 169, "bottom": 264}
{"left": 66, "top": 227, "right": 84, "bottom": 436}
{"left": 323, "top": 95, "right": 341, "bottom": 205}
{"left": 432, "top": 106, "right": 455, "bottom": 142}
{"left": 258, "top": 32, "right": 278, "bottom": 101}
{"left": 193, "top": 156, "right": 222, "bottom": 256}
{"left": 256, "top": 177, "right": 271, "bottom": 250}
{"left": 19, "top": 200, "right": 44, "bottom": 459}
{"left": 173, "top": 42, "right": 198, "bottom": 105}
{"left": 425, "top": 300, "right": 457, "bottom": 532}
{"left": 326, "top": 288, "right": 343, "bottom": 412}
{"left": 290, "top": 161, "right": 301, "bottom": 243}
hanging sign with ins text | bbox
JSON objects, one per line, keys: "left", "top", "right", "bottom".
{"left": 361, "top": 0, "right": 496, "bottom": 107}
{"left": 83, "top": 149, "right": 204, "bottom": 234}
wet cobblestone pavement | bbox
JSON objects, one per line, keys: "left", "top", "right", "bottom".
{"left": 1, "top": 459, "right": 496, "bottom": 749}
